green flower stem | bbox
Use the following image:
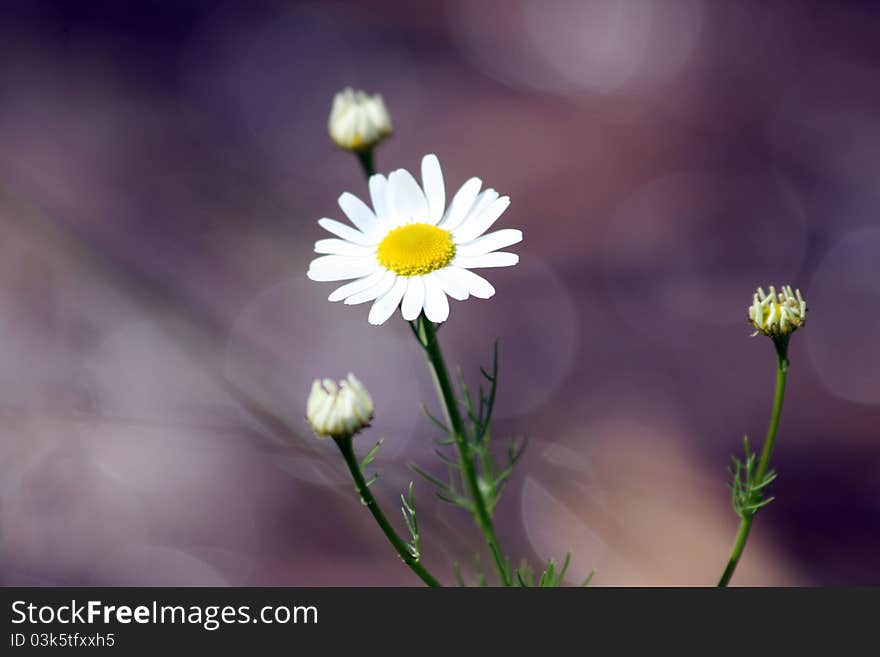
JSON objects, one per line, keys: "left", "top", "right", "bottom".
{"left": 717, "top": 339, "right": 789, "bottom": 587}
{"left": 345, "top": 142, "right": 446, "bottom": 587}
{"left": 356, "top": 148, "right": 376, "bottom": 178}
{"left": 348, "top": 144, "right": 509, "bottom": 584}
{"left": 412, "top": 315, "right": 513, "bottom": 586}
{"left": 334, "top": 436, "right": 442, "bottom": 587}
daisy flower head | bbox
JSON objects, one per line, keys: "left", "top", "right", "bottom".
{"left": 749, "top": 285, "right": 806, "bottom": 338}
{"left": 307, "top": 154, "right": 522, "bottom": 325}
{"left": 328, "top": 88, "right": 392, "bottom": 152}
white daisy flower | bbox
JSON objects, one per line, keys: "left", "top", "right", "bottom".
{"left": 307, "top": 154, "right": 522, "bottom": 325}
{"left": 328, "top": 88, "right": 392, "bottom": 152}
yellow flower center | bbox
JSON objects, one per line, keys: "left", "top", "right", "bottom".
{"left": 376, "top": 223, "right": 455, "bottom": 277}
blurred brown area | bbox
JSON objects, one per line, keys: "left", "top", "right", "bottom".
{"left": 0, "top": 0, "right": 878, "bottom": 586}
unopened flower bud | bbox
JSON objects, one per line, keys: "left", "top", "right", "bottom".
{"left": 328, "top": 88, "right": 392, "bottom": 152}
{"left": 306, "top": 373, "right": 374, "bottom": 439}
{"left": 749, "top": 285, "right": 806, "bottom": 338}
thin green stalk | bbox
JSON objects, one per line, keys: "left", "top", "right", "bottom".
{"left": 334, "top": 436, "right": 442, "bottom": 587}
{"left": 717, "top": 340, "right": 789, "bottom": 587}
{"left": 348, "top": 144, "right": 508, "bottom": 584}
{"left": 356, "top": 148, "right": 376, "bottom": 177}
{"left": 336, "top": 142, "right": 446, "bottom": 586}
{"left": 411, "top": 315, "right": 512, "bottom": 586}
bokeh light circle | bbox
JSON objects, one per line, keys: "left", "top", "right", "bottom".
{"left": 805, "top": 229, "right": 880, "bottom": 405}
{"left": 452, "top": 0, "right": 703, "bottom": 97}
{"left": 602, "top": 171, "right": 808, "bottom": 342}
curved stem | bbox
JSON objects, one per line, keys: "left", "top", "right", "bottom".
{"left": 335, "top": 436, "right": 442, "bottom": 587}
{"left": 717, "top": 518, "right": 752, "bottom": 588}
{"left": 718, "top": 342, "right": 789, "bottom": 587}
{"left": 412, "top": 315, "right": 512, "bottom": 586}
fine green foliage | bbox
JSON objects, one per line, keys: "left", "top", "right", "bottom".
{"left": 513, "top": 554, "right": 594, "bottom": 587}
{"left": 412, "top": 341, "right": 528, "bottom": 519}
{"left": 729, "top": 436, "right": 777, "bottom": 519}
{"left": 356, "top": 441, "right": 426, "bottom": 567}
{"left": 400, "top": 481, "right": 421, "bottom": 560}
{"left": 515, "top": 553, "right": 571, "bottom": 587}
{"left": 452, "top": 556, "right": 491, "bottom": 587}
{"left": 360, "top": 439, "right": 384, "bottom": 488}
{"left": 334, "top": 436, "right": 442, "bottom": 586}
{"left": 409, "top": 334, "right": 591, "bottom": 586}
{"left": 409, "top": 338, "right": 539, "bottom": 585}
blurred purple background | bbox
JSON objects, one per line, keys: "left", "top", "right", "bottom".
{"left": 1, "top": 0, "right": 878, "bottom": 586}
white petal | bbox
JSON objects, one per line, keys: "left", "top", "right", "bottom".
{"left": 454, "top": 252, "right": 519, "bottom": 269}
{"left": 449, "top": 188, "right": 499, "bottom": 235}
{"left": 452, "top": 196, "right": 511, "bottom": 243}
{"left": 369, "top": 174, "right": 391, "bottom": 224}
{"left": 456, "top": 229, "right": 523, "bottom": 256}
{"left": 431, "top": 269, "right": 469, "bottom": 301}
{"left": 388, "top": 168, "right": 429, "bottom": 224}
{"left": 339, "top": 192, "right": 380, "bottom": 236}
{"left": 439, "top": 177, "right": 481, "bottom": 231}
{"left": 421, "top": 154, "right": 445, "bottom": 224}
{"left": 314, "top": 238, "right": 376, "bottom": 256}
{"left": 328, "top": 270, "right": 386, "bottom": 302}
{"left": 317, "top": 218, "right": 377, "bottom": 246}
{"left": 307, "top": 255, "right": 378, "bottom": 281}
{"left": 344, "top": 270, "right": 396, "bottom": 305}
{"left": 468, "top": 188, "right": 498, "bottom": 221}
{"left": 401, "top": 276, "right": 426, "bottom": 321}
{"left": 444, "top": 267, "right": 495, "bottom": 299}
{"left": 368, "top": 276, "right": 407, "bottom": 325}
{"left": 423, "top": 276, "right": 450, "bottom": 323}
